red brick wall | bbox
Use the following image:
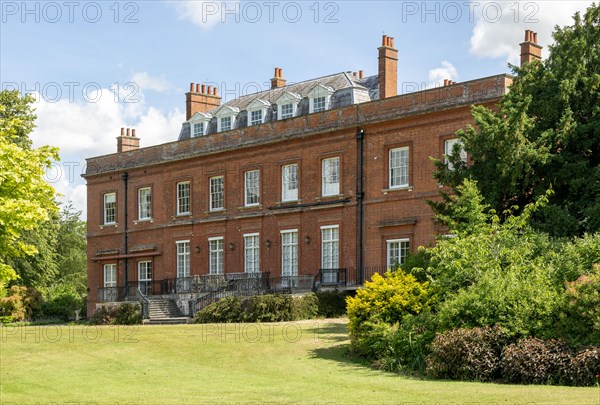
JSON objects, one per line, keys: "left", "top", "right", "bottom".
{"left": 85, "top": 75, "right": 511, "bottom": 315}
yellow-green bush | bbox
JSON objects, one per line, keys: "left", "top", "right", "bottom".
{"left": 346, "top": 269, "right": 434, "bottom": 337}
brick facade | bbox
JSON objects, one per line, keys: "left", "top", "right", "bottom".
{"left": 84, "top": 34, "right": 534, "bottom": 316}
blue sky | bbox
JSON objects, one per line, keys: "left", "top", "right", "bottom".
{"left": 0, "top": 0, "right": 593, "bottom": 217}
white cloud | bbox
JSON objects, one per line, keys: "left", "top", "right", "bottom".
{"left": 428, "top": 61, "right": 458, "bottom": 88}
{"left": 31, "top": 88, "right": 184, "bottom": 218}
{"left": 168, "top": 0, "right": 240, "bottom": 30}
{"left": 469, "top": 1, "right": 593, "bottom": 64}
{"left": 131, "top": 72, "right": 171, "bottom": 93}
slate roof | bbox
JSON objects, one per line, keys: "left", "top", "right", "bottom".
{"left": 178, "top": 72, "right": 379, "bottom": 140}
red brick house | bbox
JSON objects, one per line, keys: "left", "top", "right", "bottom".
{"left": 83, "top": 33, "right": 542, "bottom": 319}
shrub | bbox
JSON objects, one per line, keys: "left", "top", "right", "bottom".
{"left": 0, "top": 286, "right": 43, "bottom": 322}
{"left": 550, "top": 233, "right": 600, "bottom": 283}
{"left": 245, "top": 294, "right": 294, "bottom": 322}
{"left": 501, "top": 338, "right": 572, "bottom": 385}
{"left": 426, "top": 326, "right": 510, "bottom": 382}
{"left": 42, "top": 285, "right": 85, "bottom": 322}
{"left": 89, "top": 303, "right": 141, "bottom": 325}
{"left": 437, "top": 263, "right": 561, "bottom": 337}
{"left": 569, "top": 347, "right": 600, "bottom": 386}
{"left": 349, "top": 318, "right": 394, "bottom": 360}
{"left": 346, "top": 269, "right": 433, "bottom": 337}
{"left": 195, "top": 296, "right": 244, "bottom": 323}
{"left": 381, "top": 311, "right": 439, "bottom": 374}
{"left": 315, "top": 290, "right": 351, "bottom": 318}
{"left": 195, "top": 294, "right": 319, "bottom": 324}
{"left": 292, "top": 293, "right": 319, "bottom": 320}
{"left": 553, "top": 264, "right": 600, "bottom": 347}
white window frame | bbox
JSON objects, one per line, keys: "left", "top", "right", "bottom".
{"left": 103, "top": 192, "right": 116, "bottom": 225}
{"left": 176, "top": 240, "right": 190, "bottom": 278}
{"left": 386, "top": 238, "right": 410, "bottom": 269}
{"left": 208, "top": 237, "right": 224, "bottom": 275}
{"left": 188, "top": 112, "right": 211, "bottom": 137}
{"left": 220, "top": 116, "right": 232, "bottom": 131}
{"left": 275, "top": 91, "right": 301, "bottom": 120}
{"left": 444, "top": 138, "right": 467, "bottom": 170}
{"left": 246, "top": 99, "right": 270, "bottom": 127}
{"left": 177, "top": 181, "right": 191, "bottom": 215}
{"left": 250, "top": 109, "right": 263, "bottom": 126}
{"left": 209, "top": 175, "right": 224, "bottom": 211}
{"left": 138, "top": 187, "right": 152, "bottom": 220}
{"left": 243, "top": 233, "right": 260, "bottom": 273}
{"left": 214, "top": 106, "right": 239, "bottom": 133}
{"left": 307, "top": 84, "right": 334, "bottom": 114}
{"left": 244, "top": 170, "right": 260, "bottom": 207}
{"left": 192, "top": 122, "right": 205, "bottom": 137}
{"left": 138, "top": 261, "right": 152, "bottom": 281}
{"left": 389, "top": 147, "right": 410, "bottom": 189}
{"left": 281, "top": 229, "right": 298, "bottom": 278}
{"left": 137, "top": 261, "right": 152, "bottom": 294}
{"left": 322, "top": 157, "right": 340, "bottom": 197}
{"left": 280, "top": 103, "right": 294, "bottom": 119}
{"left": 320, "top": 225, "right": 339, "bottom": 270}
{"left": 103, "top": 264, "right": 117, "bottom": 287}
{"left": 282, "top": 163, "right": 298, "bottom": 202}
{"left": 312, "top": 96, "right": 327, "bottom": 112}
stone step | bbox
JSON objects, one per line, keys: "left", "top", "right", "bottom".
{"left": 144, "top": 317, "right": 190, "bottom": 325}
{"left": 145, "top": 298, "right": 184, "bottom": 319}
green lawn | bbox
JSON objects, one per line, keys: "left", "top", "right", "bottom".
{"left": 0, "top": 319, "right": 597, "bottom": 404}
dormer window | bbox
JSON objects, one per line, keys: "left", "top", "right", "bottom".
{"left": 313, "top": 97, "right": 326, "bottom": 112}
{"left": 307, "top": 84, "right": 334, "bottom": 114}
{"left": 193, "top": 122, "right": 204, "bottom": 137}
{"left": 220, "top": 116, "right": 232, "bottom": 131}
{"left": 214, "top": 105, "right": 239, "bottom": 132}
{"left": 275, "top": 91, "right": 301, "bottom": 121}
{"left": 281, "top": 104, "right": 294, "bottom": 119}
{"left": 250, "top": 110, "right": 263, "bottom": 126}
{"left": 188, "top": 111, "right": 211, "bottom": 137}
{"left": 246, "top": 99, "right": 270, "bottom": 127}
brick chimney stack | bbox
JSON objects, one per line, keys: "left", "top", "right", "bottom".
{"left": 186, "top": 82, "right": 221, "bottom": 120}
{"left": 117, "top": 127, "right": 140, "bottom": 153}
{"left": 271, "top": 68, "right": 286, "bottom": 89}
{"left": 520, "top": 30, "right": 542, "bottom": 66}
{"left": 378, "top": 34, "right": 398, "bottom": 99}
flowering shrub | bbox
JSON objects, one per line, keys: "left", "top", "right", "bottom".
{"left": 0, "top": 285, "right": 43, "bottom": 322}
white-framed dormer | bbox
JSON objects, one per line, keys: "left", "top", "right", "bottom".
{"left": 275, "top": 91, "right": 301, "bottom": 120}
{"left": 307, "top": 84, "right": 334, "bottom": 114}
{"left": 215, "top": 105, "right": 240, "bottom": 133}
{"left": 246, "top": 99, "right": 270, "bottom": 127}
{"left": 188, "top": 111, "right": 212, "bottom": 137}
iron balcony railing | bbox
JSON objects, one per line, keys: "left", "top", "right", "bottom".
{"left": 317, "top": 268, "right": 347, "bottom": 287}
{"left": 269, "top": 275, "right": 316, "bottom": 293}
{"left": 97, "top": 286, "right": 137, "bottom": 303}
{"left": 98, "top": 273, "right": 272, "bottom": 303}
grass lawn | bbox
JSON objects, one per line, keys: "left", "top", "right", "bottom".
{"left": 0, "top": 319, "right": 597, "bottom": 404}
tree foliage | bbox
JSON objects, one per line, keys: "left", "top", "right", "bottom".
{"left": 0, "top": 100, "right": 58, "bottom": 289}
{"left": 433, "top": 4, "right": 600, "bottom": 236}
{"left": 0, "top": 90, "right": 88, "bottom": 320}
{"left": 0, "top": 90, "right": 36, "bottom": 149}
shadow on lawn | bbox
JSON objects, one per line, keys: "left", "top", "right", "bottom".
{"left": 304, "top": 321, "right": 349, "bottom": 344}
{"left": 304, "top": 322, "right": 372, "bottom": 369}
